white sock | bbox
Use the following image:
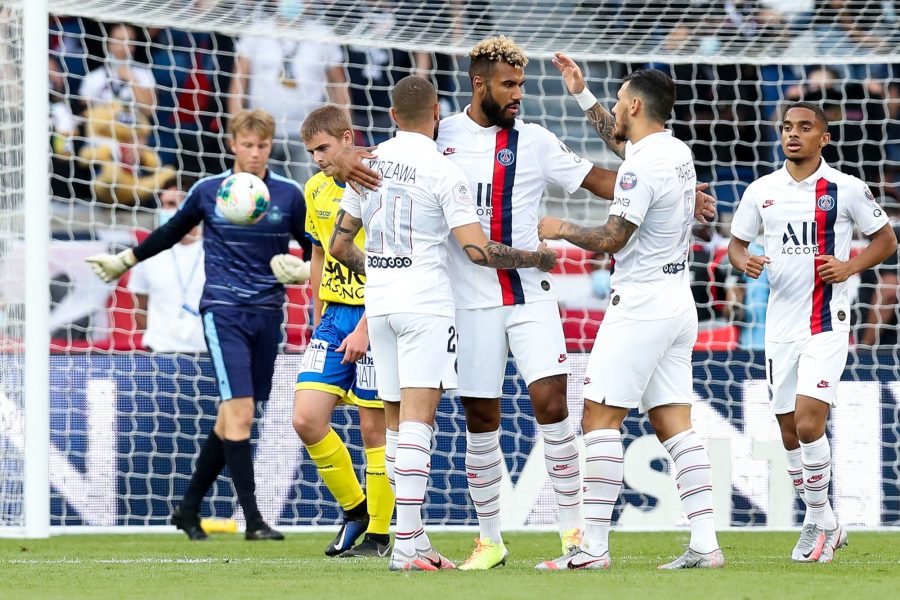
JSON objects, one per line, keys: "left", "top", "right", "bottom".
{"left": 385, "top": 428, "right": 399, "bottom": 494}
{"left": 800, "top": 434, "right": 837, "bottom": 530}
{"left": 539, "top": 418, "right": 583, "bottom": 535}
{"left": 393, "top": 421, "right": 433, "bottom": 555}
{"left": 785, "top": 447, "right": 811, "bottom": 526}
{"left": 582, "top": 429, "right": 623, "bottom": 554}
{"left": 662, "top": 429, "right": 719, "bottom": 554}
{"left": 466, "top": 429, "right": 504, "bottom": 544}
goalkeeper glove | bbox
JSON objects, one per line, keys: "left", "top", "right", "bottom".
{"left": 270, "top": 253, "right": 311, "bottom": 284}
{"left": 85, "top": 249, "right": 137, "bottom": 283}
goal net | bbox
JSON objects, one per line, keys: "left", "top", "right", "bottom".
{"left": 0, "top": 0, "right": 898, "bottom": 533}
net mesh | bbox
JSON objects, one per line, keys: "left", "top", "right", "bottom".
{"left": 0, "top": 0, "right": 897, "bottom": 531}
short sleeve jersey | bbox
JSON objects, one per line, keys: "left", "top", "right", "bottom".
{"left": 160, "top": 169, "right": 308, "bottom": 311}
{"left": 340, "top": 131, "right": 479, "bottom": 318}
{"left": 731, "top": 160, "right": 888, "bottom": 342}
{"left": 606, "top": 130, "right": 697, "bottom": 320}
{"left": 304, "top": 171, "right": 366, "bottom": 306}
{"left": 436, "top": 109, "right": 593, "bottom": 309}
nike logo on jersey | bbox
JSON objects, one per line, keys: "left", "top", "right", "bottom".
{"left": 763, "top": 199, "right": 775, "bottom": 208}
{"left": 443, "top": 147, "right": 456, "bottom": 155}
{"left": 558, "top": 354, "right": 567, "bottom": 363}
{"left": 817, "top": 380, "right": 830, "bottom": 388}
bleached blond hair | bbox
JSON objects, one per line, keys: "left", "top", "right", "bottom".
{"left": 468, "top": 36, "right": 528, "bottom": 80}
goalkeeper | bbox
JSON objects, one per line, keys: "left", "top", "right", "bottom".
{"left": 293, "top": 106, "right": 395, "bottom": 558}
{"left": 86, "top": 109, "right": 312, "bottom": 541}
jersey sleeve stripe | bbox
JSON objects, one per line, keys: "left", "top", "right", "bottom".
{"left": 811, "top": 177, "right": 837, "bottom": 335}
{"left": 490, "top": 128, "right": 526, "bottom": 306}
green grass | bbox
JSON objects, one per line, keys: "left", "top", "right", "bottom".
{"left": 1, "top": 532, "right": 898, "bottom": 599}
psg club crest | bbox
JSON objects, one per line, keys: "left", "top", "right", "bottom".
{"left": 497, "top": 148, "right": 515, "bottom": 166}
{"left": 816, "top": 194, "right": 835, "bottom": 211}
{"left": 619, "top": 172, "right": 638, "bottom": 190}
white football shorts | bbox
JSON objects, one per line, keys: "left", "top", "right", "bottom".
{"left": 455, "top": 300, "right": 569, "bottom": 398}
{"left": 583, "top": 307, "right": 698, "bottom": 413}
{"left": 367, "top": 312, "right": 458, "bottom": 402}
{"left": 765, "top": 330, "right": 849, "bottom": 415}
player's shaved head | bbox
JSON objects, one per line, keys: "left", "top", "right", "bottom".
{"left": 468, "top": 36, "right": 528, "bottom": 82}
{"left": 784, "top": 102, "right": 829, "bottom": 130}
{"left": 391, "top": 76, "right": 438, "bottom": 126}
{"left": 622, "top": 69, "right": 676, "bottom": 124}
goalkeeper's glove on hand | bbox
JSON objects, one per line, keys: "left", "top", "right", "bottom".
{"left": 85, "top": 249, "right": 137, "bottom": 283}
{"left": 270, "top": 253, "right": 312, "bottom": 284}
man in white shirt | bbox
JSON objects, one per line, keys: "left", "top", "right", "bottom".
{"left": 538, "top": 68, "right": 725, "bottom": 571}
{"left": 228, "top": 9, "right": 350, "bottom": 185}
{"left": 128, "top": 180, "right": 206, "bottom": 353}
{"left": 329, "top": 75, "right": 557, "bottom": 572}
{"left": 728, "top": 102, "right": 897, "bottom": 563}
{"left": 78, "top": 23, "right": 155, "bottom": 117}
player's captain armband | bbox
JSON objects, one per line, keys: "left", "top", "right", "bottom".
{"left": 452, "top": 181, "right": 474, "bottom": 206}
{"left": 300, "top": 340, "right": 328, "bottom": 374}
{"left": 355, "top": 352, "right": 378, "bottom": 391}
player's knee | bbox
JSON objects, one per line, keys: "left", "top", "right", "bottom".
{"left": 462, "top": 397, "right": 501, "bottom": 432}
{"left": 292, "top": 410, "right": 326, "bottom": 444}
{"left": 528, "top": 374, "right": 568, "bottom": 424}
{"left": 795, "top": 415, "right": 825, "bottom": 444}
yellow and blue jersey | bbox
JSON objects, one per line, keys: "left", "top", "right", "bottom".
{"left": 304, "top": 171, "right": 366, "bottom": 307}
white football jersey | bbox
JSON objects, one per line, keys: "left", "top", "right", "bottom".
{"left": 606, "top": 130, "right": 697, "bottom": 320}
{"left": 437, "top": 108, "right": 593, "bottom": 309}
{"left": 340, "top": 131, "right": 479, "bottom": 318}
{"left": 731, "top": 159, "right": 888, "bottom": 342}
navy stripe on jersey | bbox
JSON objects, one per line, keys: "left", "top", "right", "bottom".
{"left": 811, "top": 178, "right": 837, "bottom": 334}
{"left": 490, "top": 128, "right": 525, "bottom": 305}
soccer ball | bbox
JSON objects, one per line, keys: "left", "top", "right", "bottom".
{"left": 215, "top": 172, "right": 270, "bottom": 225}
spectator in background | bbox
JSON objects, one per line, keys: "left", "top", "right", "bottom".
{"left": 855, "top": 205, "right": 900, "bottom": 348}
{"left": 810, "top": 0, "right": 896, "bottom": 80}
{"left": 150, "top": 28, "right": 235, "bottom": 176}
{"left": 690, "top": 223, "right": 729, "bottom": 323}
{"left": 228, "top": 1, "right": 350, "bottom": 184}
{"left": 343, "top": 2, "right": 426, "bottom": 145}
{"left": 78, "top": 22, "right": 156, "bottom": 117}
{"left": 127, "top": 176, "right": 207, "bottom": 353}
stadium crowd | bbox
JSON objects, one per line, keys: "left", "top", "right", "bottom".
{"left": 41, "top": 2, "right": 900, "bottom": 350}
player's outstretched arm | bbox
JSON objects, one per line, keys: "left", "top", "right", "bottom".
{"left": 85, "top": 248, "right": 137, "bottom": 283}
{"left": 553, "top": 51, "right": 626, "bottom": 160}
{"left": 331, "top": 146, "right": 381, "bottom": 193}
{"left": 329, "top": 209, "right": 367, "bottom": 275}
{"left": 538, "top": 214, "right": 636, "bottom": 254}
{"left": 452, "top": 222, "right": 557, "bottom": 272}
{"left": 728, "top": 235, "right": 770, "bottom": 280}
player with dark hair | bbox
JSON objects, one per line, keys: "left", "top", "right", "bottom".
{"left": 330, "top": 75, "right": 558, "bottom": 571}
{"left": 86, "top": 108, "right": 313, "bottom": 541}
{"left": 538, "top": 67, "right": 725, "bottom": 570}
{"left": 288, "top": 105, "right": 395, "bottom": 558}
{"left": 729, "top": 102, "right": 897, "bottom": 563}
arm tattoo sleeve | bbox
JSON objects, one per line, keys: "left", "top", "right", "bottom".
{"left": 561, "top": 215, "right": 636, "bottom": 253}
{"left": 463, "top": 241, "right": 541, "bottom": 269}
{"left": 585, "top": 104, "right": 626, "bottom": 160}
{"left": 329, "top": 209, "right": 366, "bottom": 274}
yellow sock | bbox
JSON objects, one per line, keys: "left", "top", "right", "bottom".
{"left": 306, "top": 429, "right": 365, "bottom": 511}
{"left": 364, "top": 445, "right": 394, "bottom": 535}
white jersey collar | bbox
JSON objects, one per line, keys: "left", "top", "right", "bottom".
{"left": 778, "top": 157, "right": 831, "bottom": 187}
{"left": 393, "top": 130, "right": 438, "bottom": 149}
{"left": 623, "top": 129, "right": 673, "bottom": 159}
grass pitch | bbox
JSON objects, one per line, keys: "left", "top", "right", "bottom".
{"left": 1, "top": 531, "right": 898, "bottom": 599}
